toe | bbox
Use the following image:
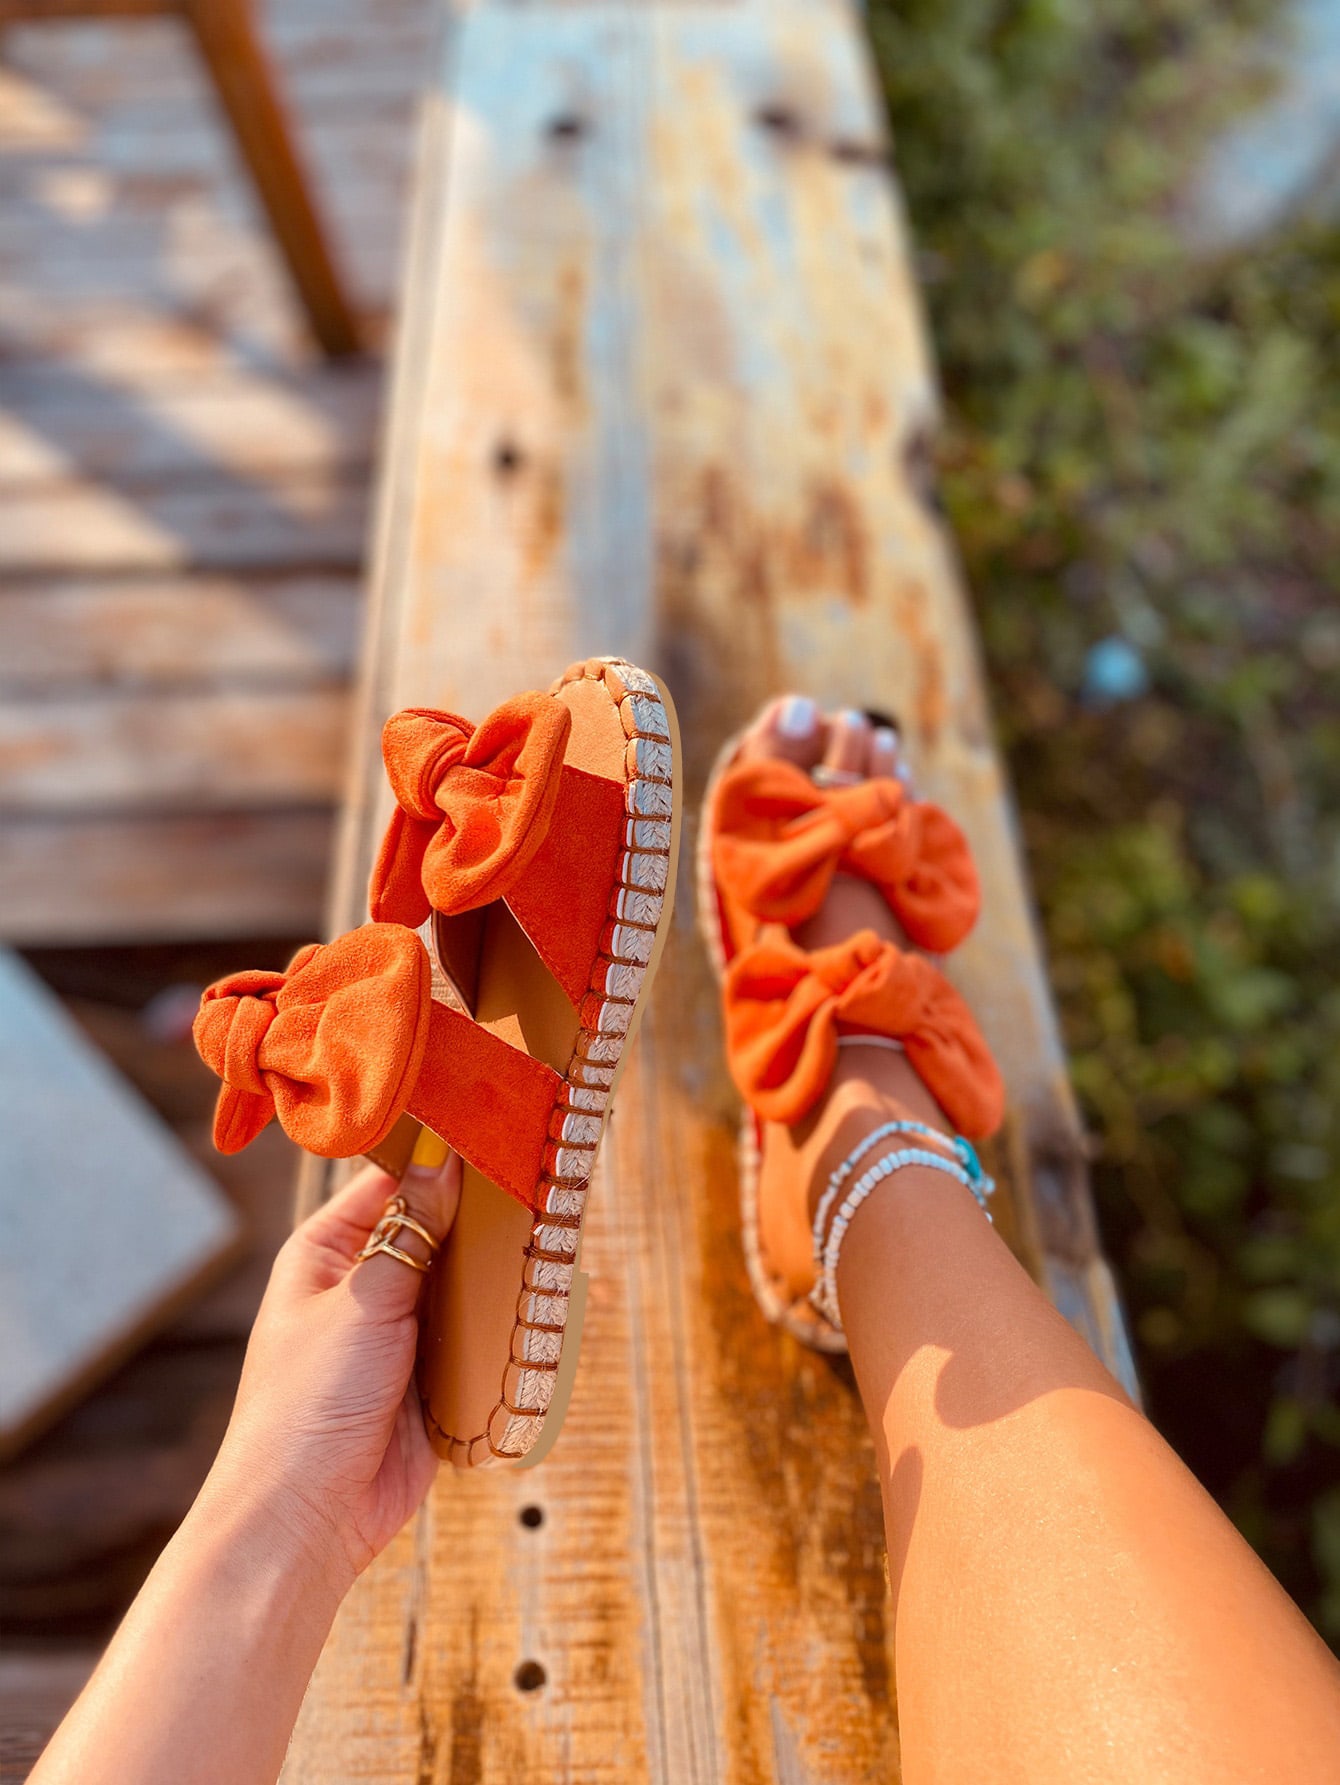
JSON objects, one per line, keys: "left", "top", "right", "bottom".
{"left": 822, "top": 708, "right": 870, "bottom": 778}
{"left": 870, "top": 720, "right": 900, "bottom": 781}
{"left": 739, "top": 693, "right": 826, "bottom": 769}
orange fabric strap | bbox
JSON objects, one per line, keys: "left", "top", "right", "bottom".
{"left": 723, "top": 928, "right": 1004, "bottom": 1138}
{"left": 194, "top": 924, "right": 563, "bottom": 1211}
{"left": 407, "top": 1001, "right": 561, "bottom": 1209}
{"left": 369, "top": 694, "right": 572, "bottom": 929}
{"left": 369, "top": 695, "right": 628, "bottom": 1009}
{"left": 712, "top": 757, "right": 980, "bottom": 954}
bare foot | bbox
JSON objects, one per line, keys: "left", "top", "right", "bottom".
{"left": 732, "top": 696, "right": 961, "bottom": 1312}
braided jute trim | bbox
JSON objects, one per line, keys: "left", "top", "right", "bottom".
{"left": 427, "top": 656, "right": 677, "bottom": 1468}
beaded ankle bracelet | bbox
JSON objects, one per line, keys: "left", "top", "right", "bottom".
{"left": 809, "top": 1120, "right": 995, "bottom": 1329}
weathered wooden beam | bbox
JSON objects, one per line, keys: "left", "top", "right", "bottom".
{"left": 182, "top": 0, "right": 363, "bottom": 358}
{"left": 285, "top": 3, "right": 1134, "bottom": 1778}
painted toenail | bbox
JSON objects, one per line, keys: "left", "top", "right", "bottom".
{"left": 873, "top": 725, "right": 899, "bottom": 756}
{"left": 840, "top": 708, "right": 868, "bottom": 730}
{"left": 778, "top": 695, "right": 818, "bottom": 738}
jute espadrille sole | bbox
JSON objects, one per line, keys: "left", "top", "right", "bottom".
{"left": 425, "top": 658, "right": 683, "bottom": 1466}
{"left": 697, "top": 730, "right": 846, "bottom": 1355}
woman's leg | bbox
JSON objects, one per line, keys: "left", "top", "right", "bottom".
{"left": 740, "top": 700, "right": 1340, "bottom": 1785}
{"left": 840, "top": 1151, "right": 1340, "bottom": 1785}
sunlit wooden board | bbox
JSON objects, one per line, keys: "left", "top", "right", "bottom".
{"left": 0, "top": 0, "right": 424, "bottom": 948}
{"left": 0, "top": 686, "right": 349, "bottom": 813}
{"left": 0, "top": 366, "right": 380, "bottom": 484}
{"left": 281, "top": 0, "right": 1136, "bottom": 1777}
{"left": 0, "top": 811, "right": 334, "bottom": 944}
{"left": 0, "top": 574, "right": 359, "bottom": 693}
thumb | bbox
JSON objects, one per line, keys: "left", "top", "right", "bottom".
{"left": 348, "top": 1132, "right": 461, "bottom": 1317}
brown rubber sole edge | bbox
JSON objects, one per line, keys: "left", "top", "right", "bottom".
{"left": 426, "top": 657, "right": 684, "bottom": 1466}
{"left": 696, "top": 731, "right": 847, "bottom": 1356}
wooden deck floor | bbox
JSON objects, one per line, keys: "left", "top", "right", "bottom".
{"left": 0, "top": 0, "right": 437, "bottom": 946}
{"left": 0, "top": 2, "right": 431, "bottom": 1771}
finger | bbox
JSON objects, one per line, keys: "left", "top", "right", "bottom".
{"left": 294, "top": 1160, "right": 404, "bottom": 1275}
{"left": 348, "top": 1134, "right": 461, "bottom": 1320}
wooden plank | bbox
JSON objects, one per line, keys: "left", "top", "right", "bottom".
{"left": 0, "top": 308, "right": 321, "bottom": 382}
{"left": 0, "top": 1651, "right": 99, "bottom": 1781}
{"left": 0, "top": 574, "right": 360, "bottom": 693}
{"left": 1, "top": 16, "right": 437, "bottom": 110}
{"left": 0, "top": 686, "right": 349, "bottom": 812}
{"left": 0, "top": 0, "right": 176, "bottom": 20}
{"left": 0, "top": 468, "right": 369, "bottom": 574}
{"left": 0, "top": 367, "right": 380, "bottom": 484}
{"left": 0, "top": 810, "right": 333, "bottom": 942}
{"left": 0, "top": 947, "right": 243, "bottom": 1460}
{"left": 288, "top": 3, "right": 1134, "bottom": 1781}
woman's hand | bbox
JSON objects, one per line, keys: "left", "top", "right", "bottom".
{"left": 32, "top": 1155, "right": 460, "bottom": 1785}
{"left": 198, "top": 1153, "right": 461, "bottom": 1596}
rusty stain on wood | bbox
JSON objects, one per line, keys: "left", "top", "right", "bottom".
{"left": 284, "top": 2, "right": 1133, "bottom": 1780}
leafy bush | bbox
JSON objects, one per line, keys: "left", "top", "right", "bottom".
{"left": 870, "top": 0, "right": 1340, "bottom": 1641}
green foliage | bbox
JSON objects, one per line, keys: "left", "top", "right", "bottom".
{"left": 869, "top": 0, "right": 1340, "bottom": 1641}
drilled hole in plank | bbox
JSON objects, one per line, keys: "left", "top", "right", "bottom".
{"left": 493, "top": 438, "right": 525, "bottom": 477}
{"left": 830, "top": 137, "right": 889, "bottom": 168}
{"left": 547, "top": 113, "right": 589, "bottom": 142}
{"left": 753, "top": 102, "right": 802, "bottom": 139}
{"left": 519, "top": 1504, "right": 544, "bottom": 1529}
{"left": 515, "top": 1660, "right": 546, "bottom": 1693}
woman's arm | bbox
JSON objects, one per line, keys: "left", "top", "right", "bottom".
{"left": 32, "top": 1150, "right": 460, "bottom": 1785}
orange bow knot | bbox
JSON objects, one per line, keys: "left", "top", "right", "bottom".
{"left": 723, "top": 928, "right": 1004, "bottom": 1137}
{"left": 369, "top": 693, "right": 572, "bottom": 928}
{"left": 711, "top": 757, "right": 980, "bottom": 953}
{"left": 193, "top": 924, "right": 432, "bottom": 1157}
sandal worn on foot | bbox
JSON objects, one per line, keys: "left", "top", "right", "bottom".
{"left": 698, "top": 725, "right": 1003, "bottom": 1350}
{"left": 196, "top": 656, "right": 680, "bottom": 1467}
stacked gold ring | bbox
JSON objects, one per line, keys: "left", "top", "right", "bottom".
{"left": 355, "top": 1195, "right": 439, "bottom": 1274}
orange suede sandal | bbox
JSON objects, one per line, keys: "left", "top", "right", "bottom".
{"left": 698, "top": 733, "right": 1003, "bottom": 1350}
{"left": 370, "top": 656, "right": 679, "bottom": 1466}
{"left": 195, "top": 656, "right": 679, "bottom": 1468}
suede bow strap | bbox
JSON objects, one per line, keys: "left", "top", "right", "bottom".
{"left": 194, "top": 924, "right": 563, "bottom": 1209}
{"left": 712, "top": 757, "right": 980, "bottom": 954}
{"left": 193, "top": 925, "right": 432, "bottom": 1158}
{"left": 370, "top": 693, "right": 572, "bottom": 929}
{"left": 723, "top": 929, "right": 1004, "bottom": 1138}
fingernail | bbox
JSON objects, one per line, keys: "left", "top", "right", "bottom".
{"left": 778, "top": 695, "right": 817, "bottom": 738}
{"left": 873, "top": 725, "right": 899, "bottom": 756}
{"left": 406, "top": 1128, "right": 450, "bottom": 1175}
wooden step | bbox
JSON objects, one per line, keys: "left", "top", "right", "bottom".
{"left": 0, "top": 810, "right": 335, "bottom": 944}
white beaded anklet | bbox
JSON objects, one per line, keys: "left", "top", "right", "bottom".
{"left": 810, "top": 1118, "right": 963, "bottom": 1267}
{"left": 809, "top": 1124, "right": 995, "bottom": 1330}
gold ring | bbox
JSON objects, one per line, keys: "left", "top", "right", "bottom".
{"left": 355, "top": 1195, "right": 439, "bottom": 1275}
{"left": 810, "top": 763, "right": 864, "bottom": 788}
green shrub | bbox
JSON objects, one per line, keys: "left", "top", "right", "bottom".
{"left": 870, "top": 0, "right": 1340, "bottom": 1641}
